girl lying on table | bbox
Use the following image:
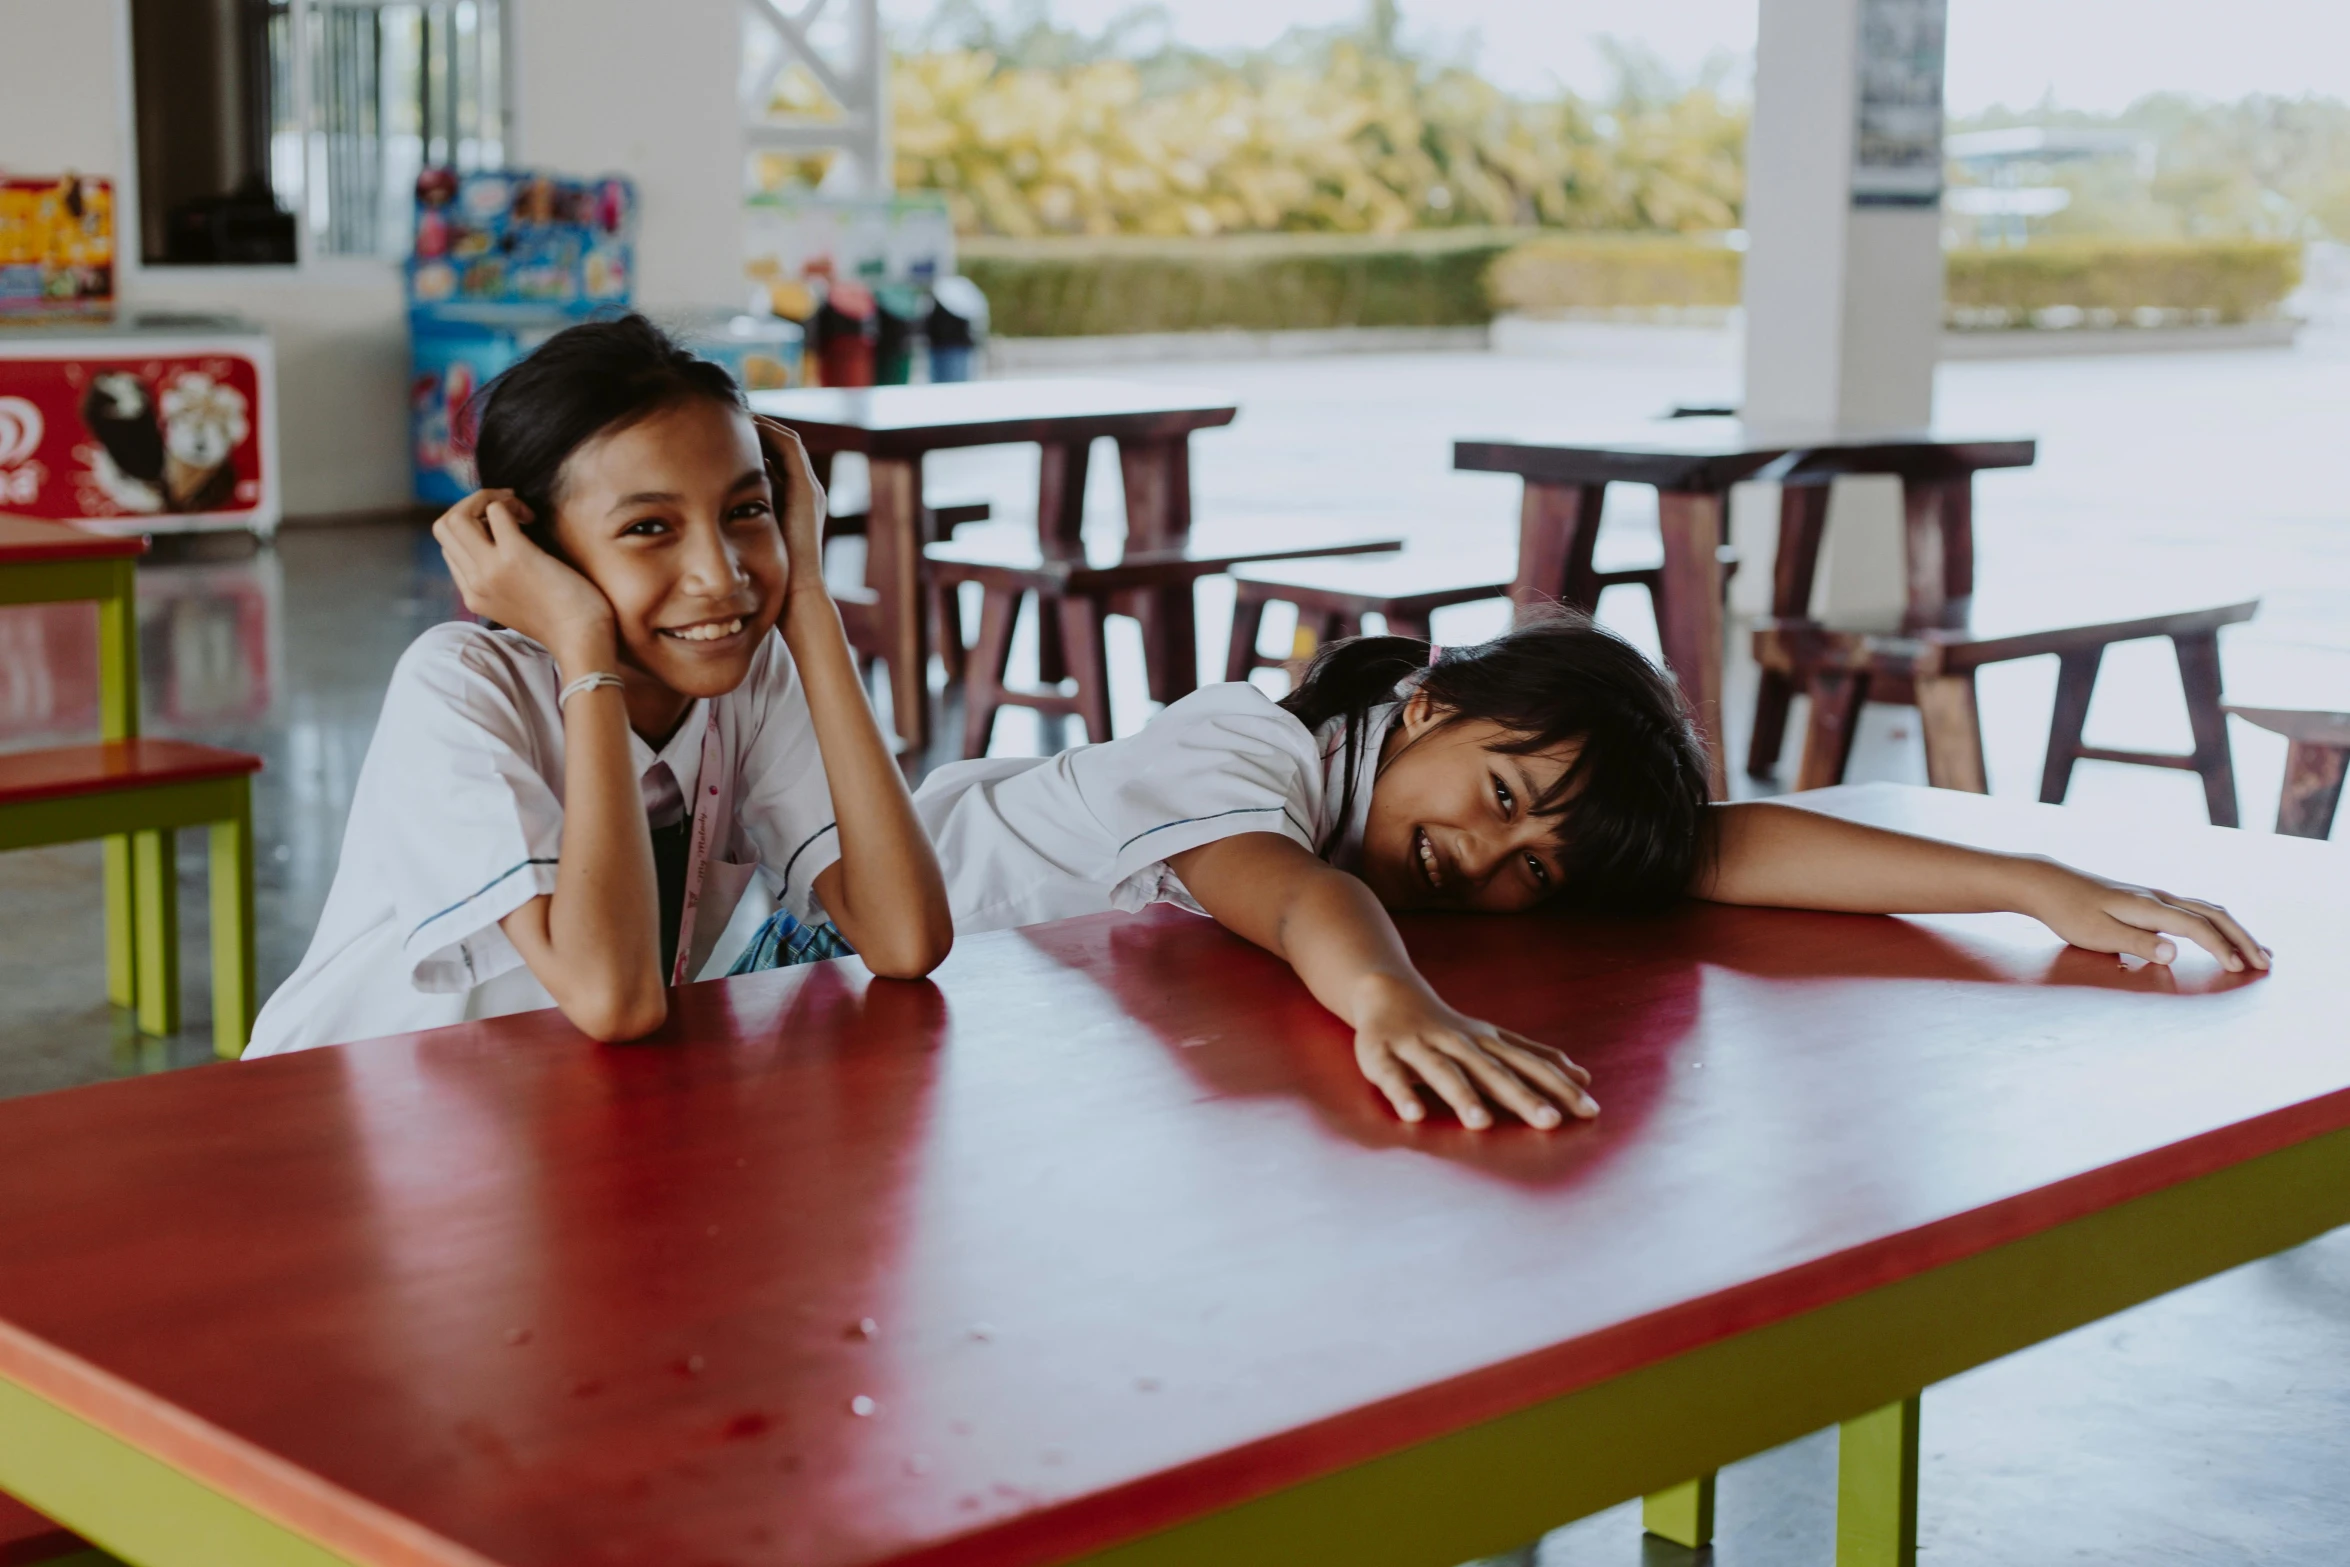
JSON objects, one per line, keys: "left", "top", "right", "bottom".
{"left": 247, "top": 316, "right": 952, "bottom": 1056}
{"left": 776, "top": 614, "right": 2269, "bottom": 1131}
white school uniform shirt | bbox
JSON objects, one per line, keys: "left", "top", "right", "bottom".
{"left": 798, "top": 681, "right": 1400, "bottom": 935}
{"left": 247, "top": 622, "right": 839, "bottom": 1056}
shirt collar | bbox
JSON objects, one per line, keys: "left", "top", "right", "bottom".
{"left": 631, "top": 699, "right": 710, "bottom": 822}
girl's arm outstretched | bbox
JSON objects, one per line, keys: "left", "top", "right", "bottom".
{"left": 1168, "top": 832, "right": 1599, "bottom": 1129}
{"left": 759, "top": 421, "right": 953, "bottom": 978}
{"left": 1698, "top": 801, "right": 2269, "bottom": 971}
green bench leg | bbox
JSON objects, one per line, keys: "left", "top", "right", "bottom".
{"left": 131, "top": 828, "right": 178, "bottom": 1038}
{"left": 1643, "top": 1472, "right": 1716, "bottom": 1549}
{"left": 1836, "top": 1395, "right": 1920, "bottom": 1567}
{"left": 209, "top": 792, "right": 255, "bottom": 1059}
{"left": 103, "top": 835, "right": 137, "bottom": 1010}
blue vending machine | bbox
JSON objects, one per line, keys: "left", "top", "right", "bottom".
{"left": 405, "top": 168, "right": 637, "bottom": 505}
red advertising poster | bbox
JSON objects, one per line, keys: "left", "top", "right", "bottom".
{"left": 0, "top": 350, "right": 267, "bottom": 523}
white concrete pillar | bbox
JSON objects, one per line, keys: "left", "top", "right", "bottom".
{"left": 1738, "top": 0, "right": 1949, "bottom": 628}
{"left": 510, "top": 0, "right": 746, "bottom": 309}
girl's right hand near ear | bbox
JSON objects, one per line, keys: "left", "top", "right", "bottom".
{"left": 433, "top": 490, "right": 617, "bottom": 672}
{"left": 1351, "top": 973, "right": 1599, "bottom": 1130}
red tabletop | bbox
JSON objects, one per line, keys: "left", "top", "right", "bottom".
{"left": 0, "top": 515, "right": 146, "bottom": 565}
{"left": 0, "top": 786, "right": 2342, "bottom": 1567}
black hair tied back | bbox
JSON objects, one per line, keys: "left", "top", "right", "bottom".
{"left": 464, "top": 312, "right": 745, "bottom": 543}
{"left": 1279, "top": 606, "right": 1715, "bottom": 912}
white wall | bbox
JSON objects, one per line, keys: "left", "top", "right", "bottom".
{"left": 0, "top": 0, "right": 748, "bottom": 518}
{"left": 510, "top": 0, "right": 746, "bottom": 309}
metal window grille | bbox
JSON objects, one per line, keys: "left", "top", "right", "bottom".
{"left": 301, "top": 0, "right": 509, "bottom": 257}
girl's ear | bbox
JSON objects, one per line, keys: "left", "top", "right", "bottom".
{"left": 1398, "top": 686, "right": 1440, "bottom": 738}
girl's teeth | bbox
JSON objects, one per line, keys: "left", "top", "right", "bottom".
{"left": 669, "top": 618, "right": 744, "bottom": 642}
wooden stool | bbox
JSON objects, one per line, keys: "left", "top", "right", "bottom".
{"left": 2225, "top": 705, "right": 2349, "bottom": 839}
{"left": 0, "top": 739, "right": 263, "bottom": 1058}
{"left": 1223, "top": 484, "right": 1663, "bottom": 681}
{"left": 1754, "top": 600, "right": 2257, "bottom": 823}
{"left": 928, "top": 532, "right": 1399, "bottom": 759}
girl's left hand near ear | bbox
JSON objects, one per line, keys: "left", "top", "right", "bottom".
{"left": 753, "top": 416, "right": 831, "bottom": 608}
{"left": 433, "top": 490, "right": 617, "bottom": 668}
{"left": 2024, "top": 861, "right": 2271, "bottom": 973}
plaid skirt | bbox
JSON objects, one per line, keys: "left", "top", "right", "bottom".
{"left": 725, "top": 909, "right": 856, "bottom": 975}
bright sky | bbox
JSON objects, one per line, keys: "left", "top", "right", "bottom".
{"left": 892, "top": 0, "right": 2350, "bottom": 111}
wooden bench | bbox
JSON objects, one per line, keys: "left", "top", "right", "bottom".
{"left": 1224, "top": 485, "right": 1664, "bottom": 682}
{"left": 926, "top": 527, "right": 1400, "bottom": 758}
{"left": 0, "top": 739, "right": 262, "bottom": 1058}
{"left": 2225, "top": 705, "right": 2349, "bottom": 839}
{"left": 1754, "top": 599, "right": 2258, "bottom": 819}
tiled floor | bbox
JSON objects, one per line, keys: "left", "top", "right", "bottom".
{"left": 2, "top": 326, "right": 2346, "bottom": 1563}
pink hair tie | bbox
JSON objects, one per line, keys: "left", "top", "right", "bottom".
{"left": 1428, "top": 643, "right": 1444, "bottom": 667}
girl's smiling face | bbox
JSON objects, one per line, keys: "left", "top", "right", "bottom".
{"left": 546, "top": 398, "right": 788, "bottom": 715}
{"left": 1357, "top": 690, "right": 1577, "bottom": 914}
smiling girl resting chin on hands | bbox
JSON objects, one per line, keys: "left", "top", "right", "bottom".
{"left": 246, "top": 314, "right": 951, "bottom": 1056}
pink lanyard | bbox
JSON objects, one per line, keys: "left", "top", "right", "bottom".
{"left": 669, "top": 710, "right": 729, "bottom": 988}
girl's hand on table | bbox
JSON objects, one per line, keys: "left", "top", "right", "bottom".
{"left": 2023, "top": 860, "right": 2271, "bottom": 973}
{"left": 754, "top": 417, "right": 834, "bottom": 624}
{"left": 1352, "top": 976, "right": 1599, "bottom": 1130}
{"left": 432, "top": 490, "right": 617, "bottom": 672}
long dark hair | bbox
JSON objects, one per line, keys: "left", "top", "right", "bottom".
{"left": 465, "top": 313, "right": 744, "bottom": 545}
{"left": 1281, "top": 609, "right": 1714, "bottom": 911}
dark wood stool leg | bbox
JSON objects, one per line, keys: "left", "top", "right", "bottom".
{"left": 867, "top": 456, "right": 930, "bottom": 755}
{"left": 961, "top": 584, "right": 1022, "bottom": 760}
{"left": 2171, "top": 631, "right": 2240, "bottom": 828}
{"left": 1916, "top": 672, "right": 1989, "bottom": 794}
{"left": 1656, "top": 489, "right": 1730, "bottom": 799}
{"left": 1748, "top": 676, "right": 1795, "bottom": 782}
{"left": 1034, "top": 439, "right": 1091, "bottom": 685}
{"left": 1226, "top": 585, "right": 1272, "bottom": 683}
{"left": 1385, "top": 611, "right": 1433, "bottom": 641}
{"left": 2039, "top": 648, "right": 2103, "bottom": 805}
{"left": 932, "top": 579, "right": 968, "bottom": 685}
{"left": 1748, "top": 485, "right": 1832, "bottom": 781}
{"left": 1513, "top": 481, "right": 1608, "bottom": 616}
{"left": 1797, "top": 670, "right": 1869, "bottom": 792}
{"left": 2277, "top": 741, "right": 2349, "bottom": 839}
{"left": 1057, "top": 593, "right": 1115, "bottom": 744}
{"left": 1117, "top": 436, "right": 1198, "bottom": 704}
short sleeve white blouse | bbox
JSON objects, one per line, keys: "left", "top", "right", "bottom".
{"left": 795, "top": 681, "right": 1399, "bottom": 935}
{"left": 245, "top": 622, "right": 838, "bottom": 1056}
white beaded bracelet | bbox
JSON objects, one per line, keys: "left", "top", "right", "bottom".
{"left": 558, "top": 672, "right": 626, "bottom": 707}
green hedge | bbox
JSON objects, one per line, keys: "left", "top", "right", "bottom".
{"left": 960, "top": 230, "right": 1528, "bottom": 338}
{"left": 1943, "top": 239, "right": 2302, "bottom": 326}
{"left": 963, "top": 233, "right": 2304, "bottom": 336}
{"left": 1486, "top": 235, "right": 1743, "bottom": 313}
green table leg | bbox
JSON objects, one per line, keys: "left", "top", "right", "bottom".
{"left": 209, "top": 792, "right": 255, "bottom": 1059}
{"left": 98, "top": 563, "right": 141, "bottom": 1014}
{"left": 131, "top": 828, "right": 178, "bottom": 1039}
{"left": 1836, "top": 1395, "right": 1920, "bottom": 1567}
{"left": 103, "top": 837, "right": 137, "bottom": 1010}
{"left": 1643, "top": 1472, "right": 1717, "bottom": 1549}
